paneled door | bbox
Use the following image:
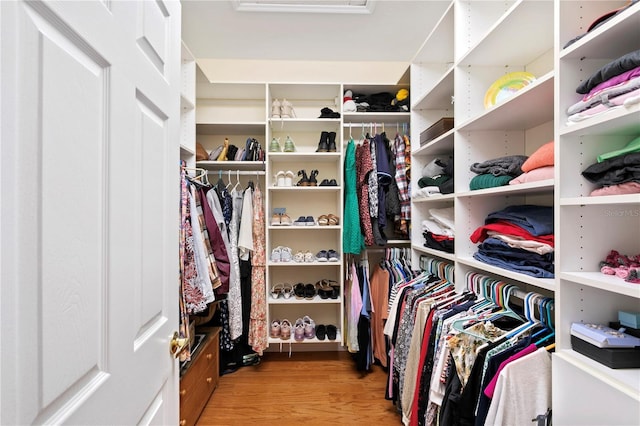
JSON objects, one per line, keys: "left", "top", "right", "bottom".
{"left": 1, "top": 1, "right": 182, "bottom": 424}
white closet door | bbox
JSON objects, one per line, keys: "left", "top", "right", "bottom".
{"left": 1, "top": 1, "right": 181, "bottom": 424}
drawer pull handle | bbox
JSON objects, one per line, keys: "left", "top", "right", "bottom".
{"left": 180, "top": 389, "right": 187, "bottom": 396}
{"left": 206, "top": 354, "right": 213, "bottom": 360}
{"left": 206, "top": 377, "right": 212, "bottom": 384}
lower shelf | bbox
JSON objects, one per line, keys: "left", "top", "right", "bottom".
{"left": 268, "top": 330, "right": 342, "bottom": 345}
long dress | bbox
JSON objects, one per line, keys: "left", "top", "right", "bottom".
{"left": 343, "top": 139, "right": 364, "bottom": 254}
{"left": 248, "top": 185, "right": 268, "bottom": 355}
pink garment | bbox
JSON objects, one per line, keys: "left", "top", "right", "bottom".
{"left": 583, "top": 66, "right": 640, "bottom": 101}
{"left": 510, "top": 166, "right": 555, "bottom": 185}
{"left": 568, "top": 88, "right": 640, "bottom": 123}
{"left": 484, "top": 343, "right": 538, "bottom": 398}
{"left": 590, "top": 181, "right": 640, "bottom": 196}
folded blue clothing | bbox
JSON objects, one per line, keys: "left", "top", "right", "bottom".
{"left": 479, "top": 238, "right": 554, "bottom": 263}
{"left": 473, "top": 251, "right": 555, "bottom": 278}
{"left": 485, "top": 204, "right": 554, "bottom": 236}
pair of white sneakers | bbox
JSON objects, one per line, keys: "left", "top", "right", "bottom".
{"left": 274, "top": 170, "right": 295, "bottom": 187}
{"left": 271, "top": 246, "right": 293, "bottom": 262}
{"left": 271, "top": 98, "right": 296, "bottom": 118}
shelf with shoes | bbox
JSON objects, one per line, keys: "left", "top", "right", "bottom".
{"left": 265, "top": 83, "right": 345, "bottom": 350}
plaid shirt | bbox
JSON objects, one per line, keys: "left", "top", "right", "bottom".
{"left": 394, "top": 134, "right": 411, "bottom": 220}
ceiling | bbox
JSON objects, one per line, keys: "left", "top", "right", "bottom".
{"left": 181, "top": 0, "right": 451, "bottom": 64}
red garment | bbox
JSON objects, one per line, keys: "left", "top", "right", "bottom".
{"left": 470, "top": 220, "right": 555, "bottom": 247}
{"left": 431, "top": 234, "right": 454, "bottom": 242}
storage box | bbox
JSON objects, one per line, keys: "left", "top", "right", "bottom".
{"left": 609, "top": 321, "right": 640, "bottom": 338}
{"left": 570, "top": 322, "right": 640, "bottom": 348}
{"left": 571, "top": 335, "right": 640, "bottom": 369}
{"left": 420, "top": 117, "right": 454, "bottom": 146}
{"left": 619, "top": 310, "right": 640, "bottom": 329}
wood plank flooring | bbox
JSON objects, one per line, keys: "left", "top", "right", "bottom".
{"left": 196, "top": 351, "right": 402, "bottom": 426}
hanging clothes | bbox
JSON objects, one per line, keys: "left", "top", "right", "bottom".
{"left": 248, "top": 185, "right": 267, "bottom": 355}
{"left": 356, "top": 139, "right": 375, "bottom": 246}
{"left": 227, "top": 187, "right": 244, "bottom": 340}
{"left": 343, "top": 139, "right": 365, "bottom": 254}
{"left": 178, "top": 166, "right": 192, "bottom": 361}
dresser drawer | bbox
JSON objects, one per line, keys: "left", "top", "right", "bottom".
{"left": 179, "top": 328, "right": 220, "bottom": 426}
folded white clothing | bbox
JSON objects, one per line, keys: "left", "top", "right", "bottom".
{"left": 486, "top": 231, "right": 554, "bottom": 255}
{"left": 412, "top": 186, "right": 441, "bottom": 198}
{"left": 428, "top": 207, "right": 455, "bottom": 233}
{"left": 422, "top": 218, "right": 454, "bottom": 237}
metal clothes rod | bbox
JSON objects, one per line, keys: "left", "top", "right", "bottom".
{"left": 205, "top": 170, "right": 266, "bottom": 176}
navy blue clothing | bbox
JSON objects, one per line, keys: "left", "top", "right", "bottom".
{"left": 485, "top": 205, "right": 554, "bottom": 236}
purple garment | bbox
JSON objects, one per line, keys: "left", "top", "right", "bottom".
{"left": 200, "top": 187, "right": 230, "bottom": 293}
{"left": 583, "top": 66, "right": 640, "bottom": 100}
{"left": 576, "top": 49, "right": 640, "bottom": 94}
{"left": 568, "top": 74, "right": 640, "bottom": 115}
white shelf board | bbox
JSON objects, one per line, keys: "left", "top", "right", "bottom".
{"left": 414, "top": 129, "right": 455, "bottom": 157}
{"left": 555, "top": 350, "right": 640, "bottom": 401}
{"left": 559, "top": 272, "right": 640, "bottom": 299}
{"left": 268, "top": 295, "right": 341, "bottom": 305}
{"left": 412, "top": 67, "right": 455, "bottom": 111}
{"left": 458, "top": 71, "right": 554, "bottom": 131}
{"left": 268, "top": 186, "right": 341, "bottom": 193}
{"left": 269, "top": 83, "right": 341, "bottom": 101}
{"left": 413, "top": 245, "right": 456, "bottom": 262}
{"left": 180, "top": 144, "right": 195, "bottom": 155}
{"left": 267, "top": 260, "right": 342, "bottom": 267}
{"left": 196, "top": 160, "right": 266, "bottom": 171}
{"left": 268, "top": 152, "right": 341, "bottom": 162}
{"left": 560, "top": 194, "right": 640, "bottom": 206}
{"left": 267, "top": 330, "right": 342, "bottom": 345}
{"left": 559, "top": 103, "right": 640, "bottom": 137}
{"left": 269, "top": 118, "right": 341, "bottom": 132}
{"left": 458, "top": 0, "right": 553, "bottom": 67}
{"left": 268, "top": 225, "right": 341, "bottom": 231}
{"left": 456, "top": 179, "right": 554, "bottom": 198}
{"left": 386, "top": 239, "right": 411, "bottom": 245}
{"left": 180, "top": 94, "right": 195, "bottom": 111}
{"left": 412, "top": 1, "right": 455, "bottom": 64}
{"left": 456, "top": 255, "right": 556, "bottom": 291}
{"left": 560, "top": 6, "right": 640, "bottom": 61}
{"left": 413, "top": 193, "right": 455, "bottom": 203}
{"left": 196, "top": 122, "right": 265, "bottom": 135}
{"left": 342, "top": 112, "right": 411, "bottom": 124}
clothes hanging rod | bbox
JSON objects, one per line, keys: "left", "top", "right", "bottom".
{"left": 343, "top": 122, "right": 410, "bottom": 127}
{"left": 205, "top": 170, "right": 266, "bottom": 176}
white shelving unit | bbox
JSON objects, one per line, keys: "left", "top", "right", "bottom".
{"left": 411, "top": 0, "right": 639, "bottom": 423}
{"left": 554, "top": 1, "right": 640, "bottom": 424}
{"left": 180, "top": 41, "right": 196, "bottom": 167}
{"left": 265, "top": 83, "right": 345, "bottom": 348}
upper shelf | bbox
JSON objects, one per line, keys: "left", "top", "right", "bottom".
{"left": 458, "top": 0, "right": 554, "bottom": 67}
{"left": 458, "top": 71, "right": 554, "bottom": 131}
{"left": 342, "top": 112, "right": 411, "bottom": 125}
{"left": 412, "top": 66, "right": 454, "bottom": 111}
{"left": 196, "top": 123, "right": 265, "bottom": 136}
{"left": 412, "top": 0, "right": 455, "bottom": 64}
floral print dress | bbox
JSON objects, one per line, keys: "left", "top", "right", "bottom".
{"left": 248, "top": 185, "right": 267, "bottom": 355}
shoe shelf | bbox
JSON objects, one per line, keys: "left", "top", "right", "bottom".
{"left": 559, "top": 272, "right": 640, "bottom": 299}
{"left": 268, "top": 152, "right": 341, "bottom": 161}
{"left": 195, "top": 122, "right": 265, "bottom": 136}
{"left": 269, "top": 118, "right": 341, "bottom": 133}
{"left": 268, "top": 224, "right": 341, "bottom": 230}
{"left": 269, "top": 187, "right": 341, "bottom": 194}
{"left": 267, "top": 329, "right": 342, "bottom": 345}
{"left": 268, "top": 261, "right": 342, "bottom": 267}
{"left": 268, "top": 296, "right": 341, "bottom": 305}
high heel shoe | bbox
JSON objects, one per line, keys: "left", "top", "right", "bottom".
{"left": 296, "top": 169, "right": 309, "bottom": 186}
{"left": 217, "top": 137, "right": 229, "bottom": 161}
{"left": 271, "top": 98, "right": 281, "bottom": 118}
{"left": 308, "top": 169, "right": 319, "bottom": 186}
{"left": 281, "top": 98, "right": 296, "bottom": 118}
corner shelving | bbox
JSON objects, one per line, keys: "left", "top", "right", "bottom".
{"left": 553, "top": 1, "right": 640, "bottom": 424}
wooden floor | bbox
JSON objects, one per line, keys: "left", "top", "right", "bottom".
{"left": 196, "top": 351, "right": 402, "bottom": 426}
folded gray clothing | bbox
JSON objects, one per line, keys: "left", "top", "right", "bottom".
{"left": 567, "top": 75, "right": 640, "bottom": 115}
{"left": 470, "top": 155, "right": 528, "bottom": 177}
{"left": 422, "top": 158, "right": 445, "bottom": 178}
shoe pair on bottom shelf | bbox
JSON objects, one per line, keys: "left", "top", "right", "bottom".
{"left": 315, "top": 324, "right": 338, "bottom": 341}
{"left": 270, "top": 316, "right": 315, "bottom": 341}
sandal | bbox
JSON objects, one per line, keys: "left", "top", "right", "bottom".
{"left": 317, "top": 215, "right": 329, "bottom": 226}
{"left": 282, "top": 283, "right": 293, "bottom": 299}
{"left": 327, "top": 214, "right": 340, "bottom": 226}
{"left": 296, "top": 170, "right": 309, "bottom": 186}
{"left": 308, "top": 169, "right": 319, "bottom": 186}
{"left": 270, "top": 283, "right": 284, "bottom": 298}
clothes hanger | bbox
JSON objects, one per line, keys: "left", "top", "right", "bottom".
{"left": 232, "top": 170, "right": 241, "bottom": 193}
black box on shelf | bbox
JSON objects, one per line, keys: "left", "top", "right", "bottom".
{"left": 609, "top": 321, "right": 640, "bottom": 338}
{"left": 420, "top": 118, "right": 454, "bottom": 146}
{"left": 571, "top": 335, "right": 640, "bottom": 369}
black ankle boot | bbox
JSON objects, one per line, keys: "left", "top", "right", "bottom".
{"left": 327, "top": 132, "right": 337, "bottom": 152}
{"left": 308, "top": 169, "right": 319, "bottom": 186}
{"left": 296, "top": 169, "right": 309, "bottom": 186}
{"left": 316, "top": 131, "right": 329, "bottom": 152}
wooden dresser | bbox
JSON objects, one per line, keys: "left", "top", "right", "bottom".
{"left": 179, "top": 327, "right": 220, "bottom": 426}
